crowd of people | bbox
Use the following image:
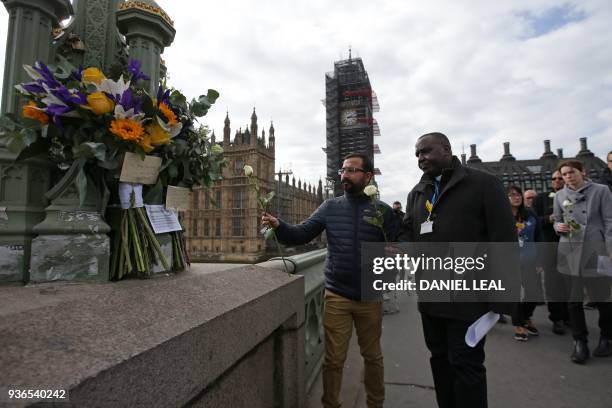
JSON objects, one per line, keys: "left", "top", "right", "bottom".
{"left": 261, "top": 138, "right": 612, "bottom": 408}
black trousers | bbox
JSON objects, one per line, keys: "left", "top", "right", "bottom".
{"left": 421, "top": 313, "right": 487, "bottom": 408}
{"left": 566, "top": 276, "right": 612, "bottom": 340}
{"left": 542, "top": 244, "right": 569, "bottom": 322}
{"left": 511, "top": 302, "right": 537, "bottom": 326}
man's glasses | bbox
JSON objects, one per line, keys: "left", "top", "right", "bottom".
{"left": 551, "top": 177, "right": 563, "bottom": 181}
{"left": 338, "top": 167, "right": 365, "bottom": 175}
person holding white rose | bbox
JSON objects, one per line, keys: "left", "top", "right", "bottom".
{"left": 261, "top": 153, "right": 396, "bottom": 408}
{"left": 553, "top": 160, "right": 612, "bottom": 364}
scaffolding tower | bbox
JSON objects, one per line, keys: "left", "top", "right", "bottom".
{"left": 325, "top": 55, "right": 381, "bottom": 196}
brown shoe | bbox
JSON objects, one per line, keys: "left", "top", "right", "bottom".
{"left": 514, "top": 326, "right": 528, "bottom": 342}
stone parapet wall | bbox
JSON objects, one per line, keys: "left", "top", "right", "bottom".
{"left": 0, "top": 263, "right": 305, "bottom": 407}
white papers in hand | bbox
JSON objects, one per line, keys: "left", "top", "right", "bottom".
{"left": 145, "top": 204, "right": 182, "bottom": 234}
{"left": 465, "top": 311, "right": 499, "bottom": 348}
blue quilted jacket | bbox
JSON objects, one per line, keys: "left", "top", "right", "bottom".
{"left": 275, "top": 191, "right": 397, "bottom": 301}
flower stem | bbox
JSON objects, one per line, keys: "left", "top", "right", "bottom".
{"left": 272, "top": 230, "right": 290, "bottom": 275}
{"left": 135, "top": 207, "right": 170, "bottom": 271}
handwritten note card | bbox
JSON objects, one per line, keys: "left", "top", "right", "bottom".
{"left": 119, "top": 152, "right": 162, "bottom": 185}
{"left": 145, "top": 205, "right": 182, "bottom": 234}
{"left": 165, "top": 186, "right": 192, "bottom": 212}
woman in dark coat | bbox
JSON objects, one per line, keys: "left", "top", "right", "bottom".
{"left": 508, "top": 185, "right": 542, "bottom": 341}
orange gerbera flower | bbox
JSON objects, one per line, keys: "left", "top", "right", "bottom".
{"left": 110, "top": 118, "right": 144, "bottom": 142}
{"left": 22, "top": 101, "right": 49, "bottom": 124}
{"left": 158, "top": 102, "right": 178, "bottom": 125}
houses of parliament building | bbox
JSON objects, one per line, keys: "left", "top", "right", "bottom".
{"left": 183, "top": 110, "right": 324, "bottom": 262}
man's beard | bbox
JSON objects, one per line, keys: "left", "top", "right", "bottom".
{"left": 342, "top": 179, "right": 363, "bottom": 193}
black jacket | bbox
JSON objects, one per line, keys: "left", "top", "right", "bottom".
{"left": 400, "top": 157, "right": 521, "bottom": 321}
{"left": 533, "top": 191, "right": 559, "bottom": 243}
{"left": 275, "top": 191, "right": 396, "bottom": 301}
{"left": 599, "top": 167, "right": 612, "bottom": 192}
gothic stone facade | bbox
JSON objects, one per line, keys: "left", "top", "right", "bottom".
{"left": 183, "top": 110, "right": 322, "bottom": 262}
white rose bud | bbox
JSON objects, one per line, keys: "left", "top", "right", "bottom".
{"left": 548, "top": 192, "right": 556, "bottom": 198}
{"left": 562, "top": 199, "right": 572, "bottom": 208}
{"left": 364, "top": 185, "right": 378, "bottom": 197}
{"left": 211, "top": 144, "right": 224, "bottom": 155}
{"left": 243, "top": 165, "right": 254, "bottom": 177}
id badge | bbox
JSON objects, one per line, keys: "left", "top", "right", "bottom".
{"left": 420, "top": 220, "right": 433, "bottom": 234}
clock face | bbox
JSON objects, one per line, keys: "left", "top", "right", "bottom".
{"left": 340, "top": 109, "right": 358, "bottom": 126}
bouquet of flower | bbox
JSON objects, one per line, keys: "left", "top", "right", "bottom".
{"left": 0, "top": 57, "right": 225, "bottom": 279}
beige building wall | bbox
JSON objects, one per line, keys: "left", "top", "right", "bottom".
{"left": 183, "top": 111, "right": 322, "bottom": 263}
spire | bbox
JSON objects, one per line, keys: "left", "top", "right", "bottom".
{"left": 250, "top": 108, "right": 258, "bottom": 146}
{"left": 268, "top": 120, "right": 275, "bottom": 149}
{"left": 223, "top": 111, "right": 231, "bottom": 146}
{"left": 211, "top": 130, "right": 216, "bottom": 145}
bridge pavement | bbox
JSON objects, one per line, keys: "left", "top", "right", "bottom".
{"left": 307, "top": 291, "right": 612, "bottom": 408}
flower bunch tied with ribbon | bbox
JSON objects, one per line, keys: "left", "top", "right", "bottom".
{"left": 0, "top": 56, "right": 225, "bottom": 280}
{"left": 244, "top": 164, "right": 289, "bottom": 275}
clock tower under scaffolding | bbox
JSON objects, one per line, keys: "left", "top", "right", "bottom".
{"left": 324, "top": 50, "right": 381, "bottom": 196}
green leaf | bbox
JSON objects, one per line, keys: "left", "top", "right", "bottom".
{"left": 74, "top": 167, "right": 88, "bottom": 208}
{"left": 78, "top": 142, "right": 107, "bottom": 161}
{"left": 207, "top": 89, "right": 220, "bottom": 104}
{"left": 141, "top": 94, "right": 156, "bottom": 117}
{"left": 1, "top": 131, "right": 25, "bottom": 153}
{"left": 169, "top": 90, "right": 187, "bottom": 110}
{"left": 0, "top": 115, "right": 18, "bottom": 131}
{"left": 14, "top": 139, "right": 49, "bottom": 162}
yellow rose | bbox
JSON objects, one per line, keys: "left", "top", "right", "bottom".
{"left": 145, "top": 123, "right": 170, "bottom": 146}
{"left": 82, "top": 67, "right": 106, "bottom": 85}
{"left": 86, "top": 92, "right": 115, "bottom": 115}
{"left": 139, "top": 134, "right": 155, "bottom": 153}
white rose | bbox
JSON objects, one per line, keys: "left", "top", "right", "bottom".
{"left": 243, "top": 165, "right": 253, "bottom": 177}
{"left": 548, "top": 192, "right": 556, "bottom": 198}
{"left": 562, "top": 199, "right": 572, "bottom": 208}
{"left": 364, "top": 185, "right": 378, "bottom": 197}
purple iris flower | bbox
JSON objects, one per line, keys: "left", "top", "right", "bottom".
{"left": 118, "top": 88, "right": 143, "bottom": 114}
{"left": 45, "top": 104, "right": 72, "bottom": 117}
{"left": 71, "top": 65, "right": 84, "bottom": 82}
{"left": 156, "top": 86, "right": 171, "bottom": 105}
{"left": 33, "top": 61, "right": 61, "bottom": 89}
{"left": 51, "top": 86, "right": 87, "bottom": 106}
{"left": 22, "top": 82, "right": 46, "bottom": 94}
{"left": 127, "top": 59, "right": 150, "bottom": 82}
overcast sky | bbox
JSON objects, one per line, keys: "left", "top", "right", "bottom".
{"left": 1, "top": 0, "right": 611, "bottom": 205}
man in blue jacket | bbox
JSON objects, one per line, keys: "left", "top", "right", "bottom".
{"left": 262, "top": 153, "right": 396, "bottom": 408}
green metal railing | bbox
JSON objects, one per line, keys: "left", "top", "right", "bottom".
{"left": 268, "top": 249, "right": 326, "bottom": 392}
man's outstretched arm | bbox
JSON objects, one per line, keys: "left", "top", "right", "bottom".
{"left": 261, "top": 201, "right": 328, "bottom": 246}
